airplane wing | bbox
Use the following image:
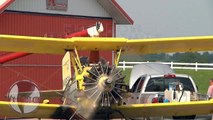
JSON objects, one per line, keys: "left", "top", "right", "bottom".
{"left": 0, "top": 101, "right": 78, "bottom": 119}
{"left": 1, "top": 100, "right": 213, "bottom": 119}
{"left": 112, "top": 100, "right": 213, "bottom": 118}
{"left": 1, "top": 34, "right": 213, "bottom": 54}
{"left": 1, "top": 34, "right": 213, "bottom": 119}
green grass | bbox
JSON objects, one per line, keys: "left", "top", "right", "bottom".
{"left": 122, "top": 69, "right": 213, "bottom": 94}
{"left": 122, "top": 69, "right": 132, "bottom": 83}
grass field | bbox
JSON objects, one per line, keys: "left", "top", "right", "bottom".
{"left": 122, "top": 69, "right": 213, "bottom": 94}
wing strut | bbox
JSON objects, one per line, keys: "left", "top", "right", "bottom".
{"left": 114, "top": 49, "right": 122, "bottom": 67}
{"left": 66, "top": 48, "right": 84, "bottom": 90}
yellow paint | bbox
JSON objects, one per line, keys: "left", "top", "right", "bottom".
{"left": 2, "top": 35, "right": 213, "bottom": 118}
{"left": 1, "top": 35, "right": 213, "bottom": 55}
{"left": 114, "top": 49, "right": 122, "bottom": 66}
{"left": 112, "top": 100, "right": 213, "bottom": 118}
{"left": 0, "top": 101, "right": 75, "bottom": 118}
{"left": 43, "top": 99, "right": 50, "bottom": 104}
{"left": 75, "top": 67, "right": 91, "bottom": 90}
{"left": 1, "top": 100, "right": 213, "bottom": 118}
{"left": 68, "top": 48, "right": 89, "bottom": 91}
{"left": 74, "top": 47, "right": 82, "bottom": 72}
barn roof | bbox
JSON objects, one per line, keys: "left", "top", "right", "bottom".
{"left": 97, "top": 0, "right": 133, "bottom": 24}
{"left": 0, "top": 0, "right": 14, "bottom": 14}
{"left": 0, "top": 0, "right": 133, "bottom": 25}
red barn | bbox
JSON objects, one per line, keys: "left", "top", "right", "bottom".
{"left": 0, "top": 0, "right": 133, "bottom": 101}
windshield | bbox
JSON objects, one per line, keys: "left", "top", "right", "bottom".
{"left": 145, "top": 77, "right": 195, "bottom": 92}
{"left": 131, "top": 77, "right": 145, "bottom": 93}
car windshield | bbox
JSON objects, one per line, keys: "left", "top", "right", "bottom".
{"left": 145, "top": 77, "right": 195, "bottom": 92}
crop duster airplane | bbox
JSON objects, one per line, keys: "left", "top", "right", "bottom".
{"left": 1, "top": 23, "right": 213, "bottom": 119}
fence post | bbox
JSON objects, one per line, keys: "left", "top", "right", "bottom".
{"left": 123, "top": 61, "right": 125, "bottom": 71}
{"left": 195, "top": 62, "right": 198, "bottom": 71}
{"left": 171, "top": 61, "right": 173, "bottom": 69}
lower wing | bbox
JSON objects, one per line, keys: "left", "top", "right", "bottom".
{"left": 112, "top": 100, "right": 213, "bottom": 118}
{"left": 1, "top": 100, "right": 213, "bottom": 119}
{"left": 0, "top": 101, "right": 78, "bottom": 119}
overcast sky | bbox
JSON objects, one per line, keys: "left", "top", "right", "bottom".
{"left": 116, "top": 0, "right": 213, "bottom": 38}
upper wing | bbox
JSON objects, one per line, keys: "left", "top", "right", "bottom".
{"left": 127, "top": 36, "right": 213, "bottom": 54}
{"left": 0, "top": 35, "right": 126, "bottom": 54}
{"left": 1, "top": 34, "right": 213, "bottom": 54}
{"left": 112, "top": 100, "right": 213, "bottom": 118}
{"left": 0, "top": 101, "right": 77, "bottom": 119}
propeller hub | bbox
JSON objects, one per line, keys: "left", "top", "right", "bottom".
{"left": 97, "top": 75, "right": 114, "bottom": 92}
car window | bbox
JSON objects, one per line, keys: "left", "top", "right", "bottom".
{"left": 131, "top": 77, "right": 145, "bottom": 92}
{"left": 145, "top": 77, "right": 195, "bottom": 92}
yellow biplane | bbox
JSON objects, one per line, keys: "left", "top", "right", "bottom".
{"left": 1, "top": 33, "right": 213, "bottom": 119}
